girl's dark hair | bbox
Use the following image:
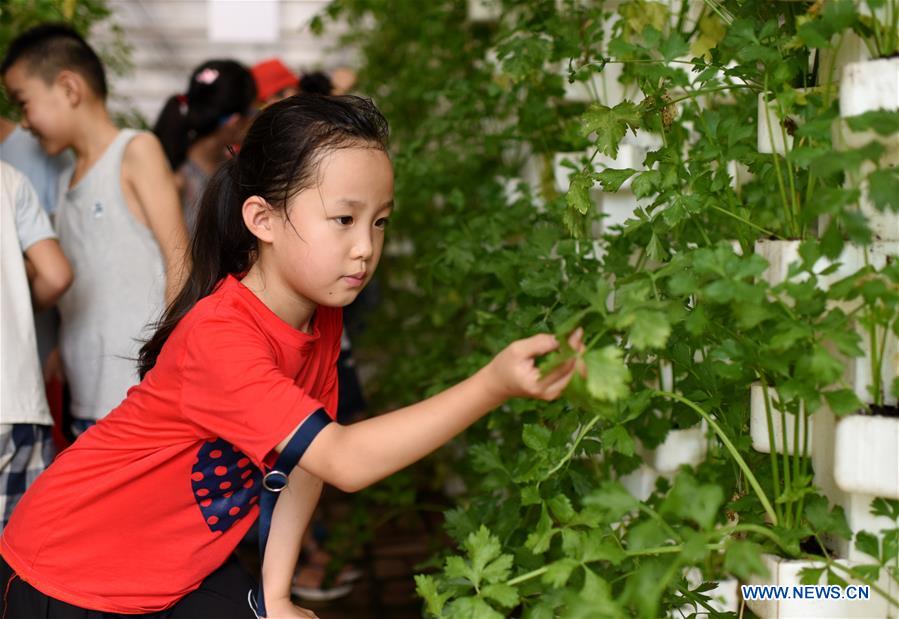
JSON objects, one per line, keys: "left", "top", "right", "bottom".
{"left": 153, "top": 59, "right": 257, "bottom": 170}
{"left": 299, "top": 71, "right": 333, "bottom": 95}
{"left": 138, "top": 94, "right": 390, "bottom": 379}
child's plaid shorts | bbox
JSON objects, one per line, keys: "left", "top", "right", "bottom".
{"left": 0, "top": 423, "right": 54, "bottom": 530}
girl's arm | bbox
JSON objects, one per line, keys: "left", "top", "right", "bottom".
{"left": 290, "top": 330, "right": 583, "bottom": 493}
{"left": 261, "top": 467, "right": 323, "bottom": 618}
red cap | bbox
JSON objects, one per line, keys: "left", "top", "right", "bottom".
{"left": 251, "top": 59, "right": 299, "bottom": 102}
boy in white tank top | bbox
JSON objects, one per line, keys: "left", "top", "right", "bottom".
{"left": 0, "top": 162, "right": 72, "bottom": 528}
{"left": 2, "top": 25, "right": 189, "bottom": 429}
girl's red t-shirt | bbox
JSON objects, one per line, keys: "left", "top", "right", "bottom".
{"left": 0, "top": 275, "right": 341, "bottom": 613}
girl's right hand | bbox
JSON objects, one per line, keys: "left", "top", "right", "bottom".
{"left": 263, "top": 598, "right": 319, "bottom": 618}
{"left": 485, "top": 328, "right": 585, "bottom": 403}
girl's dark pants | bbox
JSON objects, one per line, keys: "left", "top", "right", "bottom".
{"left": 0, "top": 555, "right": 255, "bottom": 619}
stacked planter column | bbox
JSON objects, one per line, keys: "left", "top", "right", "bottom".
{"left": 748, "top": 101, "right": 899, "bottom": 619}
{"left": 829, "top": 57, "right": 899, "bottom": 582}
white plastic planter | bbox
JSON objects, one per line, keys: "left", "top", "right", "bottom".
{"left": 754, "top": 240, "right": 895, "bottom": 289}
{"left": 818, "top": 30, "right": 871, "bottom": 89}
{"left": 559, "top": 60, "right": 632, "bottom": 105}
{"left": 619, "top": 463, "right": 658, "bottom": 502}
{"left": 758, "top": 93, "right": 794, "bottom": 155}
{"left": 834, "top": 414, "right": 899, "bottom": 500}
{"left": 834, "top": 491, "right": 898, "bottom": 562}
{"left": 466, "top": 0, "right": 501, "bottom": 22}
{"left": 750, "top": 384, "right": 813, "bottom": 456}
{"left": 698, "top": 579, "right": 740, "bottom": 616}
{"left": 754, "top": 240, "right": 803, "bottom": 287}
{"left": 838, "top": 58, "right": 899, "bottom": 242}
{"left": 598, "top": 192, "right": 646, "bottom": 235}
{"left": 677, "top": 568, "right": 739, "bottom": 617}
{"left": 847, "top": 325, "right": 898, "bottom": 406}
{"left": 746, "top": 554, "right": 893, "bottom": 618}
{"left": 628, "top": 130, "right": 664, "bottom": 152}
{"left": 726, "top": 160, "right": 752, "bottom": 192}
{"left": 520, "top": 153, "right": 544, "bottom": 199}
{"left": 638, "top": 422, "right": 708, "bottom": 474}
{"left": 859, "top": 154, "right": 899, "bottom": 242}
{"left": 810, "top": 403, "right": 843, "bottom": 512}
{"left": 838, "top": 55, "right": 894, "bottom": 117}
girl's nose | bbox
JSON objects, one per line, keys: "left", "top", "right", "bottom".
{"left": 351, "top": 232, "right": 374, "bottom": 261}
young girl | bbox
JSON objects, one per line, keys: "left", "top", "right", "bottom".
{"left": 0, "top": 95, "right": 583, "bottom": 619}
{"left": 153, "top": 59, "right": 257, "bottom": 234}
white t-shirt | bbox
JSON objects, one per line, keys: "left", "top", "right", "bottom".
{"left": 0, "top": 162, "right": 56, "bottom": 425}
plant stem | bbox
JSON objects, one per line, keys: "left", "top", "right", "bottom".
{"left": 507, "top": 566, "right": 547, "bottom": 587}
{"left": 876, "top": 323, "right": 888, "bottom": 407}
{"left": 707, "top": 203, "right": 776, "bottom": 237}
{"left": 503, "top": 542, "right": 727, "bottom": 588}
{"left": 774, "top": 96, "right": 802, "bottom": 237}
{"left": 779, "top": 389, "right": 793, "bottom": 528}
{"left": 639, "top": 503, "right": 684, "bottom": 543}
{"left": 761, "top": 381, "right": 785, "bottom": 525}
{"left": 827, "top": 560, "right": 899, "bottom": 609}
{"left": 794, "top": 401, "right": 810, "bottom": 525}
{"left": 653, "top": 390, "right": 779, "bottom": 525}
{"left": 542, "top": 414, "right": 602, "bottom": 481}
{"left": 720, "top": 523, "right": 792, "bottom": 554}
{"left": 666, "top": 84, "right": 758, "bottom": 107}
{"left": 762, "top": 76, "right": 797, "bottom": 237}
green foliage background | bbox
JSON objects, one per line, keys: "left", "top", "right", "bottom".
{"left": 318, "top": 0, "right": 899, "bottom": 616}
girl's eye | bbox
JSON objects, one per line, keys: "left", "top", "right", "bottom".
{"left": 375, "top": 218, "right": 390, "bottom": 229}
{"left": 335, "top": 216, "right": 354, "bottom": 226}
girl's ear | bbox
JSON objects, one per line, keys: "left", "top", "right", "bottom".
{"left": 56, "top": 70, "right": 82, "bottom": 107}
{"left": 242, "top": 196, "right": 276, "bottom": 244}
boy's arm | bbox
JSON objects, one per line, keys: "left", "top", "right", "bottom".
{"left": 122, "top": 133, "right": 190, "bottom": 304}
{"left": 24, "top": 239, "right": 73, "bottom": 311}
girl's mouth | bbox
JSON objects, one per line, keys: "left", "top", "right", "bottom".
{"left": 344, "top": 272, "right": 366, "bottom": 287}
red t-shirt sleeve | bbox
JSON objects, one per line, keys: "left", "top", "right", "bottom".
{"left": 178, "top": 315, "right": 328, "bottom": 466}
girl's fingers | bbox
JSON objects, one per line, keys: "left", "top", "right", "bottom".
{"left": 540, "top": 363, "right": 578, "bottom": 399}
{"left": 567, "top": 327, "right": 585, "bottom": 352}
{"left": 575, "top": 355, "right": 587, "bottom": 378}
{"left": 516, "top": 333, "right": 560, "bottom": 359}
{"left": 537, "top": 356, "right": 576, "bottom": 390}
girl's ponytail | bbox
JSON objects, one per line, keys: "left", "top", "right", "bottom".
{"left": 152, "top": 59, "right": 257, "bottom": 172}
{"left": 152, "top": 94, "right": 191, "bottom": 170}
{"left": 138, "top": 94, "right": 390, "bottom": 379}
{"left": 138, "top": 158, "right": 254, "bottom": 378}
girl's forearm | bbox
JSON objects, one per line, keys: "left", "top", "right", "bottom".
{"left": 301, "top": 363, "right": 506, "bottom": 492}
{"left": 261, "top": 467, "right": 322, "bottom": 613}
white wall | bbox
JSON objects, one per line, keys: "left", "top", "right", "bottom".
{"left": 95, "top": 0, "right": 353, "bottom": 125}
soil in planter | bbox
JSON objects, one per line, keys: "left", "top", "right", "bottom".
{"left": 868, "top": 404, "right": 899, "bottom": 418}
{"left": 798, "top": 536, "right": 829, "bottom": 557}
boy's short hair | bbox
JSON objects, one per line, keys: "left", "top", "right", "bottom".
{"left": 1, "top": 23, "right": 107, "bottom": 99}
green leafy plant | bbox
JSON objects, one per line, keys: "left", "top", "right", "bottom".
{"left": 855, "top": 0, "right": 899, "bottom": 58}
{"left": 318, "top": 0, "right": 899, "bottom": 615}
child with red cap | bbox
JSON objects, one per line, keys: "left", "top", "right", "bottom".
{"left": 251, "top": 59, "right": 300, "bottom": 105}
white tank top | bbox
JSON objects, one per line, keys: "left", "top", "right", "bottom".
{"left": 55, "top": 130, "right": 166, "bottom": 420}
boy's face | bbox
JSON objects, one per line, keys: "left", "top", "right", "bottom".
{"left": 3, "top": 62, "right": 74, "bottom": 155}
